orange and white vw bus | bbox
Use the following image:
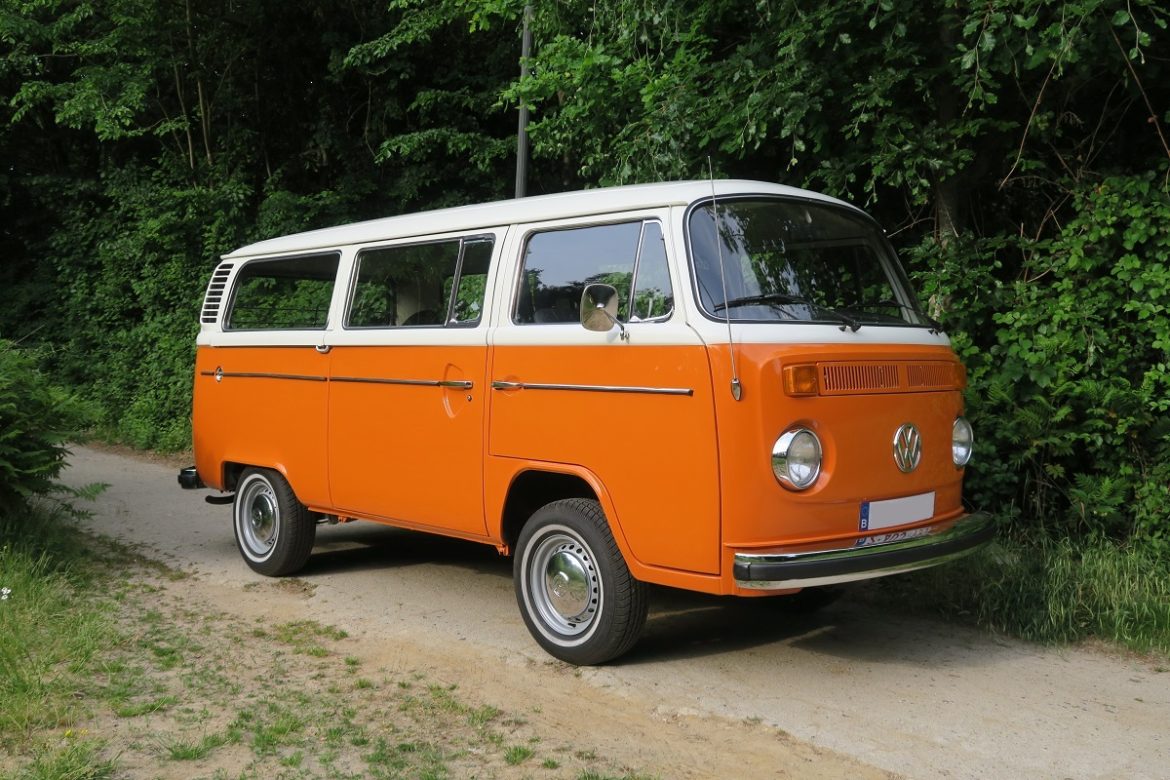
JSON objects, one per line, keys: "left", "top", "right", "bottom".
{"left": 179, "top": 180, "right": 992, "bottom": 664}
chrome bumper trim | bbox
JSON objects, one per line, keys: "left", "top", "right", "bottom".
{"left": 733, "top": 511, "right": 994, "bottom": 590}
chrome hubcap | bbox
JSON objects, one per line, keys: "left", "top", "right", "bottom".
{"left": 250, "top": 494, "right": 276, "bottom": 543}
{"left": 238, "top": 479, "right": 278, "bottom": 556}
{"left": 546, "top": 550, "right": 590, "bottom": 619}
{"left": 528, "top": 530, "right": 600, "bottom": 636}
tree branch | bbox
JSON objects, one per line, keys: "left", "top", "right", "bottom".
{"left": 1107, "top": 21, "right": 1170, "bottom": 168}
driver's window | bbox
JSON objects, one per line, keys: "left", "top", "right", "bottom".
{"left": 513, "top": 220, "right": 672, "bottom": 325}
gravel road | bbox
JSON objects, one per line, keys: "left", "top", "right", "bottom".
{"left": 63, "top": 445, "right": 1168, "bottom": 779}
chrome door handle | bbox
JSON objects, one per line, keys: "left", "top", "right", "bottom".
{"left": 315, "top": 344, "right": 332, "bottom": 354}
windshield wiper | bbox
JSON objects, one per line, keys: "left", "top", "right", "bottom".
{"left": 842, "top": 300, "right": 943, "bottom": 334}
{"left": 714, "top": 293, "right": 861, "bottom": 332}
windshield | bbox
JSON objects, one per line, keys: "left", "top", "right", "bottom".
{"left": 688, "top": 198, "right": 929, "bottom": 327}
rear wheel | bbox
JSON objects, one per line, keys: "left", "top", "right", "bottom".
{"left": 233, "top": 468, "right": 315, "bottom": 576}
{"left": 514, "top": 498, "right": 647, "bottom": 665}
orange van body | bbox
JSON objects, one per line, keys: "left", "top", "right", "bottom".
{"left": 181, "top": 180, "right": 992, "bottom": 663}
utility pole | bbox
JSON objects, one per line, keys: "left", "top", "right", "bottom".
{"left": 514, "top": 3, "right": 533, "bottom": 198}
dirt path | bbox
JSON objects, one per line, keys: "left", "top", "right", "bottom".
{"left": 64, "top": 446, "right": 1168, "bottom": 779}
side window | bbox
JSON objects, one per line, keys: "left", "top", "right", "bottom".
{"left": 347, "top": 236, "right": 493, "bottom": 328}
{"left": 226, "top": 253, "right": 339, "bottom": 330}
{"left": 514, "top": 220, "right": 671, "bottom": 324}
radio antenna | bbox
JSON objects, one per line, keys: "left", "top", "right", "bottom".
{"left": 708, "top": 158, "right": 742, "bottom": 401}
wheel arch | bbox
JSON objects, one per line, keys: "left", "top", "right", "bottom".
{"left": 221, "top": 459, "right": 293, "bottom": 494}
{"left": 222, "top": 461, "right": 247, "bottom": 492}
{"left": 497, "top": 465, "right": 636, "bottom": 568}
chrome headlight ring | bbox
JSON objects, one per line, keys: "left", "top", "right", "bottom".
{"left": 952, "top": 416, "right": 974, "bottom": 467}
{"left": 772, "top": 427, "right": 823, "bottom": 490}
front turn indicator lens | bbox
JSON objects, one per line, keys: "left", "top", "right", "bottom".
{"left": 772, "top": 428, "right": 823, "bottom": 490}
{"left": 783, "top": 364, "right": 819, "bottom": 396}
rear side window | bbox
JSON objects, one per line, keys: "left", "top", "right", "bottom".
{"left": 226, "top": 253, "right": 339, "bottom": 330}
{"left": 347, "top": 236, "right": 494, "bottom": 328}
{"left": 513, "top": 220, "right": 673, "bottom": 324}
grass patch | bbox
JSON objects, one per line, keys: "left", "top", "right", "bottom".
{"left": 504, "top": 745, "right": 534, "bottom": 765}
{"left": 0, "top": 507, "right": 114, "bottom": 748}
{"left": 163, "top": 731, "right": 232, "bottom": 761}
{"left": 883, "top": 534, "right": 1170, "bottom": 654}
{"left": 0, "top": 496, "right": 656, "bottom": 780}
{"left": 4, "top": 739, "right": 116, "bottom": 780}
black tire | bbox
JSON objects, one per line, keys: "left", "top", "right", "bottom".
{"left": 233, "top": 467, "right": 315, "bottom": 576}
{"left": 514, "top": 498, "right": 647, "bottom": 665}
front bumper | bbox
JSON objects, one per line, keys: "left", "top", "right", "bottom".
{"left": 732, "top": 511, "right": 994, "bottom": 590}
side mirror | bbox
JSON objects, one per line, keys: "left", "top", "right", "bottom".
{"left": 580, "top": 284, "right": 628, "bottom": 340}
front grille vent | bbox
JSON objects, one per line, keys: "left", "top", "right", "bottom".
{"left": 815, "top": 361, "right": 959, "bottom": 395}
{"left": 907, "top": 362, "right": 953, "bottom": 389}
{"left": 820, "top": 363, "right": 900, "bottom": 393}
{"left": 200, "top": 263, "right": 234, "bottom": 324}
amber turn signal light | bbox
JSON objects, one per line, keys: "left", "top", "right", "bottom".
{"left": 783, "top": 364, "right": 819, "bottom": 396}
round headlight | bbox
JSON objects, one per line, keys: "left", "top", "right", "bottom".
{"left": 952, "top": 417, "right": 974, "bottom": 467}
{"left": 772, "top": 428, "right": 822, "bottom": 490}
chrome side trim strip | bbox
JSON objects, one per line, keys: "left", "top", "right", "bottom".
{"left": 332, "top": 376, "right": 474, "bottom": 390}
{"left": 200, "top": 370, "right": 472, "bottom": 389}
{"left": 491, "top": 380, "right": 693, "bottom": 396}
{"left": 733, "top": 511, "right": 994, "bottom": 590}
{"left": 199, "top": 370, "right": 326, "bottom": 382}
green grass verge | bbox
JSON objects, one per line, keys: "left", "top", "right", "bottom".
{"left": 0, "top": 501, "right": 658, "bottom": 779}
{"left": 887, "top": 533, "right": 1170, "bottom": 656}
{"left": 0, "top": 507, "right": 113, "bottom": 750}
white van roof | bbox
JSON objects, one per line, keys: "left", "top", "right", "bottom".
{"left": 223, "top": 179, "right": 858, "bottom": 260}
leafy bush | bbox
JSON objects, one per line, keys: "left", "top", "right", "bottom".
{"left": 0, "top": 341, "right": 91, "bottom": 513}
{"left": 915, "top": 173, "right": 1170, "bottom": 552}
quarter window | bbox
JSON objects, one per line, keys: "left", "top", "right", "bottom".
{"left": 514, "top": 220, "right": 673, "bottom": 324}
{"left": 226, "top": 253, "right": 339, "bottom": 330}
{"left": 629, "top": 222, "right": 673, "bottom": 321}
{"left": 348, "top": 236, "right": 493, "bottom": 328}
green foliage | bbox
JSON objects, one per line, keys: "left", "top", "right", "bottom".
{"left": 918, "top": 175, "right": 1170, "bottom": 551}
{"left": 0, "top": 342, "right": 92, "bottom": 512}
{"left": 1, "top": 0, "right": 518, "bottom": 451}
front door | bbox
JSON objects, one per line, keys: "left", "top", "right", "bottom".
{"left": 488, "top": 215, "right": 721, "bottom": 573}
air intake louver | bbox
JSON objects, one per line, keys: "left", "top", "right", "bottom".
{"left": 816, "top": 361, "right": 958, "bottom": 395}
{"left": 907, "top": 362, "right": 954, "bottom": 389}
{"left": 820, "top": 363, "right": 900, "bottom": 393}
{"left": 200, "top": 263, "right": 234, "bottom": 324}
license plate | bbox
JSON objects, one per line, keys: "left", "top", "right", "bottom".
{"left": 854, "top": 526, "right": 933, "bottom": 548}
{"left": 859, "top": 492, "right": 935, "bottom": 531}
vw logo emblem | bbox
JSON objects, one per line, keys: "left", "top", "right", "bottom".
{"left": 893, "top": 423, "right": 922, "bottom": 473}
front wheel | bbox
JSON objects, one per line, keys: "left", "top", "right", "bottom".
{"left": 514, "top": 498, "right": 647, "bottom": 665}
{"left": 233, "top": 467, "right": 315, "bottom": 576}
